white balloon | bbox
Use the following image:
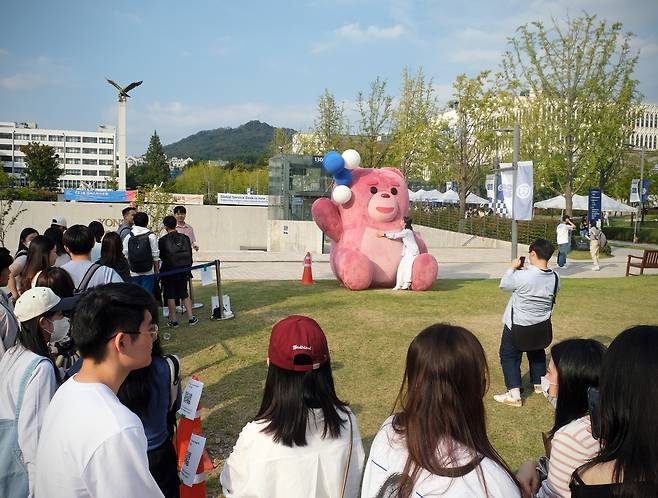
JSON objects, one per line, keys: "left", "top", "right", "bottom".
{"left": 342, "top": 149, "right": 361, "bottom": 170}
{"left": 332, "top": 185, "right": 352, "bottom": 204}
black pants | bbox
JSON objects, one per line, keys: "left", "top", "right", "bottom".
{"left": 147, "top": 438, "right": 180, "bottom": 498}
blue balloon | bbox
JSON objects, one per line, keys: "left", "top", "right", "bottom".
{"left": 323, "top": 151, "right": 345, "bottom": 174}
{"left": 334, "top": 168, "right": 352, "bottom": 186}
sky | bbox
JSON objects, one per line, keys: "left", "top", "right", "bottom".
{"left": 1, "top": 0, "right": 657, "bottom": 155}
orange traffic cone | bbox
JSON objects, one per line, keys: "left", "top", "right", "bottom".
{"left": 176, "top": 376, "right": 214, "bottom": 498}
{"left": 301, "top": 252, "right": 314, "bottom": 285}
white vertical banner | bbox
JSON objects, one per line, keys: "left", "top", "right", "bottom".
{"left": 446, "top": 181, "right": 456, "bottom": 192}
{"left": 500, "top": 161, "right": 534, "bottom": 221}
{"left": 630, "top": 179, "right": 640, "bottom": 203}
{"left": 486, "top": 174, "right": 496, "bottom": 200}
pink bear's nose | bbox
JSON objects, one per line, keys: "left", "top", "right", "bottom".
{"left": 381, "top": 193, "right": 390, "bottom": 198}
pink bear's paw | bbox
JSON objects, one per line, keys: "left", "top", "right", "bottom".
{"left": 334, "top": 248, "right": 373, "bottom": 290}
{"left": 411, "top": 253, "right": 438, "bottom": 291}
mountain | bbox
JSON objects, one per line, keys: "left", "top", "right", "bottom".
{"left": 162, "top": 120, "right": 296, "bottom": 163}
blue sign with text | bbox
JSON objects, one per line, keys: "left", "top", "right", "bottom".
{"left": 588, "top": 188, "right": 602, "bottom": 223}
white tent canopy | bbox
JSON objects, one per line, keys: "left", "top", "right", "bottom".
{"left": 465, "top": 192, "right": 489, "bottom": 204}
{"left": 534, "top": 194, "right": 635, "bottom": 213}
{"left": 441, "top": 190, "right": 460, "bottom": 203}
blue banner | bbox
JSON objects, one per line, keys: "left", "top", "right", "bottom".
{"left": 64, "top": 189, "right": 137, "bottom": 203}
{"left": 642, "top": 180, "right": 650, "bottom": 202}
{"left": 588, "top": 188, "right": 602, "bottom": 223}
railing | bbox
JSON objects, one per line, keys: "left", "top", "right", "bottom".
{"left": 410, "top": 206, "right": 560, "bottom": 245}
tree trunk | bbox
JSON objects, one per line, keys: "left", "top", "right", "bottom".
{"left": 458, "top": 190, "right": 466, "bottom": 233}
{"left": 565, "top": 181, "right": 573, "bottom": 217}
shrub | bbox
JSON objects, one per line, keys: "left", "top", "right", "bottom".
{"left": 603, "top": 226, "right": 658, "bottom": 244}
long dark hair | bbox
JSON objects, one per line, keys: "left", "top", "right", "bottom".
{"left": 391, "top": 323, "right": 518, "bottom": 498}
{"left": 99, "top": 232, "right": 130, "bottom": 279}
{"left": 254, "top": 361, "right": 350, "bottom": 447}
{"left": 18, "top": 311, "right": 62, "bottom": 384}
{"left": 21, "top": 235, "right": 55, "bottom": 290}
{"left": 575, "top": 326, "right": 658, "bottom": 496}
{"left": 549, "top": 339, "right": 606, "bottom": 437}
{"left": 43, "top": 226, "right": 67, "bottom": 257}
{"left": 17, "top": 227, "right": 38, "bottom": 255}
{"left": 35, "top": 267, "right": 75, "bottom": 298}
{"left": 403, "top": 216, "right": 412, "bottom": 230}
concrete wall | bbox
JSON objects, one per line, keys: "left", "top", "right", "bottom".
{"left": 415, "top": 225, "right": 529, "bottom": 251}
{"left": 1, "top": 201, "right": 268, "bottom": 253}
{"left": 267, "top": 220, "right": 324, "bottom": 254}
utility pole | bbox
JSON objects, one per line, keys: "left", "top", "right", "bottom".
{"left": 511, "top": 123, "right": 520, "bottom": 259}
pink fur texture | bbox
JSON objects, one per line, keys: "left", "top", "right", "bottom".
{"left": 312, "top": 168, "right": 438, "bottom": 290}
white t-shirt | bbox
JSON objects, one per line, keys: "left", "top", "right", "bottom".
{"left": 61, "top": 259, "right": 123, "bottom": 290}
{"left": 361, "top": 417, "right": 520, "bottom": 498}
{"left": 556, "top": 223, "right": 574, "bottom": 245}
{"left": 34, "top": 376, "right": 163, "bottom": 498}
{"left": 221, "top": 408, "right": 365, "bottom": 498}
{"left": 0, "top": 345, "right": 57, "bottom": 497}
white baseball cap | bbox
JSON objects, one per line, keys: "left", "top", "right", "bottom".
{"left": 14, "top": 287, "right": 77, "bottom": 323}
{"left": 51, "top": 216, "right": 67, "bottom": 228}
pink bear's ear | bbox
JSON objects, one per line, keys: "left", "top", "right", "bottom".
{"left": 382, "top": 167, "right": 404, "bottom": 179}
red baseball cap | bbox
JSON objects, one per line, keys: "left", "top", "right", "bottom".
{"left": 268, "top": 315, "right": 330, "bottom": 372}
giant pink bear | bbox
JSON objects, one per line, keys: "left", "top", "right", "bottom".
{"left": 312, "top": 167, "right": 438, "bottom": 290}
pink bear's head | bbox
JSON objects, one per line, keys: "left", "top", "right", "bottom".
{"left": 336, "top": 168, "right": 409, "bottom": 226}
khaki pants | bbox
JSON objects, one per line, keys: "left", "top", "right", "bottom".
{"left": 590, "top": 240, "right": 600, "bottom": 268}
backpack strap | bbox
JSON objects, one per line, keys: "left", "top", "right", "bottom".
{"left": 164, "top": 354, "right": 180, "bottom": 411}
{"left": 550, "top": 272, "right": 559, "bottom": 308}
{"left": 76, "top": 263, "right": 102, "bottom": 293}
{"left": 15, "top": 356, "right": 49, "bottom": 421}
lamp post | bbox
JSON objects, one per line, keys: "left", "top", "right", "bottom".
{"left": 493, "top": 123, "right": 521, "bottom": 260}
{"left": 624, "top": 144, "right": 645, "bottom": 243}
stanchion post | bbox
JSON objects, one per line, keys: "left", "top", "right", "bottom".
{"left": 214, "top": 260, "right": 223, "bottom": 319}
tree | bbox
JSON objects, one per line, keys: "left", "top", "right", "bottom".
{"left": 137, "top": 184, "right": 175, "bottom": 236}
{"left": 356, "top": 77, "right": 394, "bottom": 168}
{"left": 437, "top": 72, "right": 502, "bottom": 220}
{"left": 0, "top": 198, "right": 26, "bottom": 247}
{"left": 313, "top": 89, "right": 347, "bottom": 152}
{"left": 389, "top": 67, "right": 441, "bottom": 177}
{"left": 141, "top": 131, "right": 170, "bottom": 186}
{"left": 502, "top": 14, "right": 640, "bottom": 215}
{"left": 106, "top": 163, "right": 119, "bottom": 190}
{"left": 20, "top": 142, "right": 62, "bottom": 190}
{"left": 268, "top": 127, "right": 293, "bottom": 157}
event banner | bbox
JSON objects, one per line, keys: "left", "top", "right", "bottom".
{"left": 630, "top": 179, "right": 640, "bottom": 203}
{"left": 588, "top": 188, "right": 602, "bottom": 223}
{"left": 446, "top": 181, "right": 456, "bottom": 192}
{"left": 499, "top": 161, "right": 534, "bottom": 220}
{"left": 217, "top": 192, "right": 268, "bottom": 206}
{"left": 642, "top": 180, "right": 650, "bottom": 202}
{"left": 64, "top": 189, "right": 137, "bottom": 203}
{"left": 486, "top": 174, "right": 496, "bottom": 200}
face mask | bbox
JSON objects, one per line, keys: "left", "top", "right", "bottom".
{"left": 540, "top": 375, "right": 558, "bottom": 408}
{"left": 47, "top": 317, "right": 70, "bottom": 343}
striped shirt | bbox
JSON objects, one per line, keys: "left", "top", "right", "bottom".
{"left": 538, "top": 416, "right": 600, "bottom": 498}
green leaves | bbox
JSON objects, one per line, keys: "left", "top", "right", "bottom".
{"left": 20, "top": 141, "right": 62, "bottom": 190}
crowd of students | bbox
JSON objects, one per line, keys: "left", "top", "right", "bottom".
{"left": 0, "top": 214, "right": 656, "bottom": 498}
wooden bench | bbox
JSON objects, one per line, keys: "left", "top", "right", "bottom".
{"left": 626, "top": 249, "right": 658, "bottom": 276}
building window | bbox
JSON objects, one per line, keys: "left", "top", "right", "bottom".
{"left": 99, "top": 159, "right": 114, "bottom": 166}
{"left": 67, "top": 158, "right": 81, "bottom": 165}
{"left": 82, "top": 136, "right": 97, "bottom": 143}
{"left": 66, "top": 147, "right": 81, "bottom": 153}
{"left": 66, "top": 136, "right": 81, "bottom": 142}
{"left": 0, "top": 144, "right": 11, "bottom": 150}
{"left": 31, "top": 134, "right": 47, "bottom": 141}
{"left": 98, "top": 148, "right": 113, "bottom": 155}
{"left": 82, "top": 159, "right": 97, "bottom": 165}
{"left": 54, "top": 147, "right": 65, "bottom": 153}
{"left": 82, "top": 148, "right": 98, "bottom": 154}
{"left": 82, "top": 169, "right": 97, "bottom": 176}
{"left": 0, "top": 133, "right": 11, "bottom": 139}
{"left": 15, "top": 133, "right": 30, "bottom": 140}
{"left": 48, "top": 135, "right": 64, "bottom": 142}
{"left": 0, "top": 155, "right": 13, "bottom": 162}
{"left": 65, "top": 169, "right": 81, "bottom": 175}
{"left": 98, "top": 137, "right": 114, "bottom": 144}
{"left": 14, "top": 157, "right": 25, "bottom": 163}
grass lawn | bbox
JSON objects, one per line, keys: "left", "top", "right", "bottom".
{"left": 167, "top": 277, "right": 658, "bottom": 497}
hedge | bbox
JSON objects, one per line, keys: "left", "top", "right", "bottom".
{"left": 603, "top": 226, "right": 658, "bottom": 245}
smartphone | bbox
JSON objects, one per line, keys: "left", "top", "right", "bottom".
{"left": 519, "top": 256, "right": 526, "bottom": 268}
{"left": 588, "top": 387, "right": 600, "bottom": 440}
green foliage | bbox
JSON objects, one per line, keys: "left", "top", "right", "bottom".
{"left": 20, "top": 141, "right": 62, "bottom": 190}
{"left": 268, "top": 127, "right": 294, "bottom": 156}
{"left": 136, "top": 184, "right": 176, "bottom": 236}
{"left": 141, "top": 131, "right": 170, "bottom": 186}
{"left": 502, "top": 14, "right": 640, "bottom": 215}
{"left": 603, "top": 226, "right": 658, "bottom": 244}
{"left": 163, "top": 121, "right": 296, "bottom": 163}
{"left": 2, "top": 187, "right": 57, "bottom": 201}
{"left": 355, "top": 77, "right": 394, "bottom": 168}
{"left": 313, "top": 89, "right": 347, "bottom": 153}
{"left": 172, "top": 161, "right": 268, "bottom": 202}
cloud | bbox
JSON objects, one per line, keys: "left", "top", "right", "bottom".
{"left": 0, "top": 72, "right": 44, "bottom": 91}
{"left": 312, "top": 23, "right": 404, "bottom": 53}
{"left": 449, "top": 48, "right": 504, "bottom": 65}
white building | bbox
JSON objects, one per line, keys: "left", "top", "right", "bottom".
{"left": 0, "top": 121, "right": 117, "bottom": 189}
{"left": 632, "top": 103, "right": 658, "bottom": 150}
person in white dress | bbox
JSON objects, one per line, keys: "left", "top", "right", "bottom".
{"left": 361, "top": 323, "right": 521, "bottom": 498}
{"left": 379, "top": 216, "right": 420, "bottom": 290}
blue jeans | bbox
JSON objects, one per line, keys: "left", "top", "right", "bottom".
{"left": 557, "top": 242, "right": 570, "bottom": 267}
{"left": 499, "top": 326, "right": 546, "bottom": 390}
{"left": 132, "top": 274, "right": 156, "bottom": 295}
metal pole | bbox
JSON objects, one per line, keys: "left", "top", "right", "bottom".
{"left": 633, "top": 147, "right": 645, "bottom": 243}
{"left": 640, "top": 147, "right": 645, "bottom": 225}
{"left": 214, "top": 259, "right": 223, "bottom": 319}
{"left": 511, "top": 123, "right": 520, "bottom": 260}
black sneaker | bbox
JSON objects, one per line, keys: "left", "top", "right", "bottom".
{"left": 167, "top": 320, "right": 179, "bottom": 328}
{"left": 188, "top": 316, "right": 198, "bottom": 326}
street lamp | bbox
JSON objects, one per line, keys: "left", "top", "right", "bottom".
{"left": 624, "top": 144, "right": 645, "bottom": 244}
{"left": 493, "top": 123, "right": 521, "bottom": 259}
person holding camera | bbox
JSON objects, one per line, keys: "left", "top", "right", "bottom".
{"left": 493, "top": 239, "right": 560, "bottom": 408}
{"left": 556, "top": 216, "right": 576, "bottom": 269}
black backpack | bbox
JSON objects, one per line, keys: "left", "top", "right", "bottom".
{"left": 163, "top": 232, "right": 193, "bottom": 269}
{"left": 127, "top": 232, "right": 153, "bottom": 273}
